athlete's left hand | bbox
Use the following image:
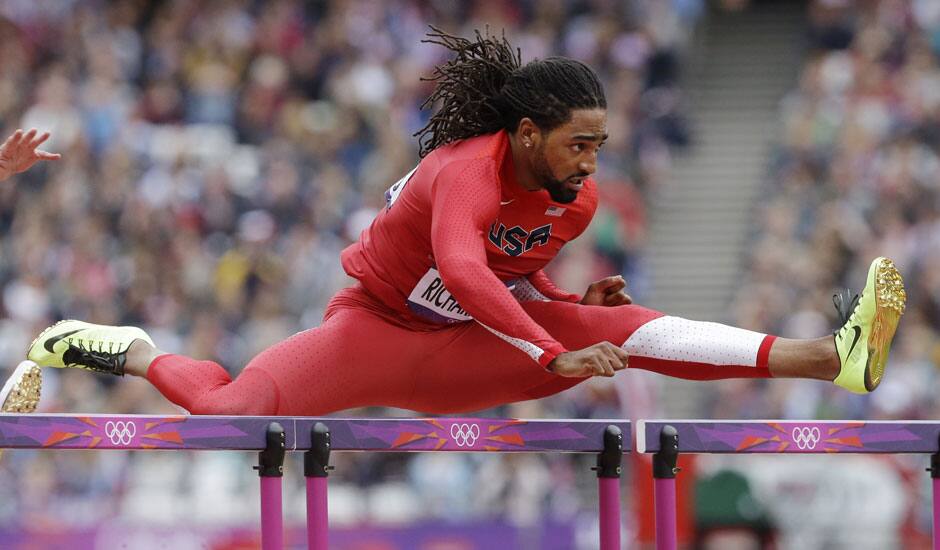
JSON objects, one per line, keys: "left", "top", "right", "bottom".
{"left": 580, "top": 276, "right": 632, "bottom": 307}
{"left": 0, "top": 129, "right": 61, "bottom": 182}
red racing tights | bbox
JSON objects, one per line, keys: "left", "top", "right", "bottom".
{"left": 148, "top": 286, "right": 774, "bottom": 415}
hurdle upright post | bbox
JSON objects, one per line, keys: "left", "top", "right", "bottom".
{"left": 652, "top": 425, "right": 679, "bottom": 550}
{"left": 255, "top": 422, "right": 286, "bottom": 550}
{"left": 594, "top": 424, "right": 623, "bottom": 550}
{"left": 305, "top": 422, "right": 332, "bottom": 550}
{"left": 930, "top": 433, "right": 940, "bottom": 550}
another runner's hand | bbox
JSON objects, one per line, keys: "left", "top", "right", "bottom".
{"left": 580, "top": 276, "right": 632, "bottom": 307}
{"left": 0, "top": 129, "right": 61, "bottom": 182}
{"left": 548, "top": 342, "right": 629, "bottom": 378}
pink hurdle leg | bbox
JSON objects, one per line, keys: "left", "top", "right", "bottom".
{"left": 307, "top": 478, "right": 328, "bottom": 550}
{"left": 932, "top": 451, "right": 940, "bottom": 550}
{"left": 933, "top": 478, "right": 940, "bottom": 550}
{"left": 595, "top": 425, "right": 623, "bottom": 550}
{"left": 653, "top": 426, "right": 679, "bottom": 550}
{"left": 256, "top": 422, "right": 286, "bottom": 550}
{"left": 305, "top": 422, "right": 332, "bottom": 550}
{"left": 654, "top": 478, "right": 677, "bottom": 550}
{"left": 260, "top": 477, "right": 284, "bottom": 550}
{"left": 598, "top": 477, "right": 621, "bottom": 549}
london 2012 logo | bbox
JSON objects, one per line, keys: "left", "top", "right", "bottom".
{"left": 450, "top": 423, "right": 481, "bottom": 447}
{"left": 104, "top": 420, "right": 137, "bottom": 446}
{"left": 791, "top": 426, "right": 821, "bottom": 450}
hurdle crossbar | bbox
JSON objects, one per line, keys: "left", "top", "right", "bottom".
{"left": 638, "top": 419, "right": 940, "bottom": 454}
{"left": 0, "top": 414, "right": 631, "bottom": 550}
{"left": 637, "top": 420, "right": 940, "bottom": 550}
{"left": 0, "top": 413, "right": 627, "bottom": 452}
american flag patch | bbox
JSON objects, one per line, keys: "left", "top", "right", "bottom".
{"left": 545, "top": 206, "right": 566, "bottom": 216}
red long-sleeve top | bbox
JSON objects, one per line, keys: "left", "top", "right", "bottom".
{"left": 341, "top": 131, "right": 597, "bottom": 368}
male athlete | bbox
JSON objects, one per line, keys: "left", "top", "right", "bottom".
{"left": 0, "top": 128, "right": 60, "bottom": 415}
{"left": 25, "top": 30, "right": 906, "bottom": 416}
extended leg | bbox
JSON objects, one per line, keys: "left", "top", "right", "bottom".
{"left": 141, "top": 305, "right": 429, "bottom": 415}
{"left": 515, "top": 257, "right": 905, "bottom": 397}
{"left": 24, "top": 259, "right": 906, "bottom": 414}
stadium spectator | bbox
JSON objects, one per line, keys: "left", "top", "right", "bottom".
{"left": 0, "top": 129, "right": 59, "bottom": 182}
{"left": 730, "top": 0, "right": 940, "bottom": 424}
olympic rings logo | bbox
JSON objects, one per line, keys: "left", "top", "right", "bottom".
{"left": 104, "top": 421, "right": 137, "bottom": 446}
{"left": 450, "top": 423, "right": 480, "bottom": 447}
{"left": 791, "top": 426, "right": 821, "bottom": 450}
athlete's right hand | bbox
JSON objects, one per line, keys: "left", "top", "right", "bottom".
{"left": 548, "top": 342, "right": 629, "bottom": 378}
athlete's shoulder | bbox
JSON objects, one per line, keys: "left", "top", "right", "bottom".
{"left": 425, "top": 132, "right": 507, "bottom": 166}
{"left": 421, "top": 134, "right": 505, "bottom": 193}
{"left": 402, "top": 134, "right": 500, "bottom": 194}
{"left": 415, "top": 135, "right": 504, "bottom": 219}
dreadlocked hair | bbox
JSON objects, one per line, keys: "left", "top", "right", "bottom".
{"left": 415, "top": 26, "right": 606, "bottom": 157}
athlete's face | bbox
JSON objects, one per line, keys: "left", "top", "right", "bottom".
{"left": 531, "top": 108, "right": 607, "bottom": 204}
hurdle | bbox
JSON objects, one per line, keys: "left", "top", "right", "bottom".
{"left": 637, "top": 419, "right": 940, "bottom": 550}
{"left": 0, "top": 414, "right": 630, "bottom": 549}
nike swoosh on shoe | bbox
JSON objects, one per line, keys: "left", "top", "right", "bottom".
{"left": 846, "top": 325, "right": 862, "bottom": 359}
{"left": 43, "top": 330, "right": 81, "bottom": 354}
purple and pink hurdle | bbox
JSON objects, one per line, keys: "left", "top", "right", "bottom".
{"left": 0, "top": 413, "right": 630, "bottom": 550}
{"left": 638, "top": 420, "right": 940, "bottom": 550}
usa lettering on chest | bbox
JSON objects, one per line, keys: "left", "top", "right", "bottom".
{"left": 488, "top": 222, "right": 552, "bottom": 257}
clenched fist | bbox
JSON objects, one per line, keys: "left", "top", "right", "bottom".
{"left": 548, "top": 342, "right": 630, "bottom": 378}
{"left": 580, "top": 276, "right": 632, "bottom": 307}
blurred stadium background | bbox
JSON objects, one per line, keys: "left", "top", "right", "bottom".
{"left": 0, "top": 0, "right": 938, "bottom": 548}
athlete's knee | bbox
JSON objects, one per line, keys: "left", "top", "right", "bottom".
{"left": 189, "top": 367, "right": 280, "bottom": 416}
{"left": 188, "top": 399, "right": 278, "bottom": 416}
{"left": 575, "top": 303, "right": 665, "bottom": 340}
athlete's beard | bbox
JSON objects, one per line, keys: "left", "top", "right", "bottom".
{"left": 532, "top": 147, "right": 586, "bottom": 204}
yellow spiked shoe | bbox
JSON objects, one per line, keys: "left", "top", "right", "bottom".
{"left": 0, "top": 360, "right": 42, "bottom": 461}
{"left": 27, "top": 320, "right": 153, "bottom": 376}
{"left": 833, "top": 257, "right": 906, "bottom": 393}
{"left": 0, "top": 360, "right": 41, "bottom": 413}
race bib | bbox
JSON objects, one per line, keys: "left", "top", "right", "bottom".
{"left": 406, "top": 268, "right": 520, "bottom": 324}
{"left": 406, "top": 268, "right": 472, "bottom": 323}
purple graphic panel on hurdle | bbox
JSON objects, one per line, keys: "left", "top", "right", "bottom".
{"left": 0, "top": 413, "right": 283, "bottom": 450}
{"left": 0, "top": 414, "right": 630, "bottom": 453}
{"left": 637, "top": 420, "right": 940, "bottom": 454}
{"left": 298, "top": 418, "right": 631, "bottom": 453}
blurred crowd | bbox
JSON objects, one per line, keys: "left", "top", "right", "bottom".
{"left": 724, "top": 0, "right": 940, "bottom": 424}
{"left": 0, "top": 0, "right": 699, "bottom": 539}
{"left": 7, "top": 0, "right": 940, "bottom": 546}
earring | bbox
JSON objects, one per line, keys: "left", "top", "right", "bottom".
{"left": 525, "top": 142, "right": 531, "bottom": 148}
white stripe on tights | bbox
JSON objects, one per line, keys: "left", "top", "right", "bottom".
{"left": 621, "top": 316, "right": 766, "bottom": 367}
{"left": 478, "top": 321, "right": 545, "bottom": 363}
{"left": 509, "top": 278, "right": 550, "bottom": 302}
